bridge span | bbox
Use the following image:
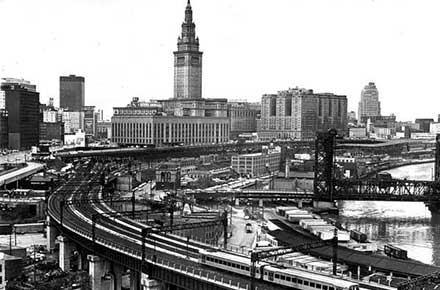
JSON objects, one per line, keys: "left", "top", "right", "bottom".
{"left": 0, "top": 162, "right": 45, "bottom": 187}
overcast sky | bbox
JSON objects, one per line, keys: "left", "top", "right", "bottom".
{"left": 0, "top": 0, "right": 439, "bottom": 121}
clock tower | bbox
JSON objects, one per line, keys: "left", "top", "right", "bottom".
{"left": 173, "top": 0, "right": 203, "bottom": 99}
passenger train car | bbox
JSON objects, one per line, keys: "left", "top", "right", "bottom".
{"left": 199, "top": 249, "right": 360, "bottom": 290}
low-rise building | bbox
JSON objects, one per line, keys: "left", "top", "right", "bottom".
{"left": 155, "top": 165, "right": 181, "bottom": 190}
{"left": 349, "top": 127, "right": 367, "bottom": 139}
{"left": 39, "top": 122, "right": 64, "bottom": 143}
{"left": 97, "top": 121, "right": 112, "bottom": 140}
{"left": 231, "top": 146, "right": 281, "bottom": 177}
{"left": 415, "top": 118, "right": 434, "bottom": 133}
{"left": 430, "top": 122, "right": 440, "bottom": 135}
{"left": 0, "top": 252, "right": 23, "bottom": 288}
{"left": 64, "top": 129, "right": 86, "bottom": 147}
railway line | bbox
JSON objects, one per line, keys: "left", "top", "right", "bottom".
{"left": 48, "top": 161, "right": 284, "bottom": 290}
{"left": 47, "top": 160, "right": 404, "bottom": 290}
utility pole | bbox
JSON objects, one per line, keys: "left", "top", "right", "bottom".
{"left": 333, "top": 228, "right": 338, "bottom": 276}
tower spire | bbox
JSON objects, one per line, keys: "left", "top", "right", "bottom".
{"left": 174, "top": 0, "right": 203, "bottom": 99}
{"left": 178, "top": 0, "right": 199, "bottom": 51}
{"left": 185, "top": 0, "right": 193, "bottom": 23}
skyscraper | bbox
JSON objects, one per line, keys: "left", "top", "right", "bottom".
{"left": 358, "top": 82, "right": 380, "bottom": 121}
{"left": 1, "top": 79, "right": 40, "bottom": 149}
{"left": 60, "top": 75, "right": 85, "bottom": 111}
{"left": 173, "top": 0, "right": 203, "bottom": 99}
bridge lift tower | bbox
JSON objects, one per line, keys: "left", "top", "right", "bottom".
{"left": 314, "top": 129, "right": 338, "bottom": 200}
{"left": 314, "top": 130, "right": 440, "bottom": 200}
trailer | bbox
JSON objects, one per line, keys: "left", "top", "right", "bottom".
{"left": 284, "top": 209, "right": 309, "bottom": 217}
{"left": 299, "top": 219, "right": 326, "bottom": 228}
{"left": 276, "top": 206, "right": 298, "bottom": 216}
{"left": 316, "top": 229, "right": 350, "bottom": 241}
{"left": 308, "top": 224, "right": 336, "bottom": 233}
{"left": 287, "top": 214, "right": 314, "bottom": 223}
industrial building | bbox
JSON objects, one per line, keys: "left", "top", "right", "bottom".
{"left": 231, "top": 146, "right": 281, "bottom": 177}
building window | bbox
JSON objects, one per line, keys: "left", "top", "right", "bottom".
{"left": 270, "top": 97, "right": 276, "bottom": 116}
{"left": 285, "top": 98, "right": 292, "bottom": 116}
{"left": 191, "top": 56, "right": 199, "bottom": 65}
{"left": 318, "top": 98, "right": 322, "bottom": 117}
{"left": 338, "top": 100, "right": 342, "bottom": 117}
{"left": 329, "top": 99, "right": 332, "bottom": 116}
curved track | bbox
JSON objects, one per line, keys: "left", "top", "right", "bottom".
{"left": 47, "top": 161, "right": 282, "bottom": 290}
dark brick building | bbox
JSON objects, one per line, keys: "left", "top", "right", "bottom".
{"left": 0, "top": 109, "right": 7, "bottom": 148}
{"left": 1, "top": 81, "right": 40, "bottom": 150}
{"left": 60, "top": 75, "right": 85, "bottom": 111}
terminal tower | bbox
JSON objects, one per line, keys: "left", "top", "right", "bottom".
{"left": 173, "top": 0, "right": 203, "bottom": 99}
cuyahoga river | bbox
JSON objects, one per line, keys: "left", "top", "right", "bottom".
{"left": 336, "top": 162, "right": 440, "bottom": 265}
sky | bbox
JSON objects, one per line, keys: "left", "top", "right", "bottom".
{"left": 0, "top": 0, "right": 439, "bottom": 121}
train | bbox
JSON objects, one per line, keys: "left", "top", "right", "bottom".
{"left": 383, "top": 244, "right": 408, "bottom": 260}
{"left": 199, "top": 249, "right": 360, "bottom": 290}
{"left": 350, "top": 230, "right": 368, "bottom": 243}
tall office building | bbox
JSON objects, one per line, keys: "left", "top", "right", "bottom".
{"left": 1, "top": 79, "right": 40, "bottom": 150}
{"left": 0, "top": 109, "right": 7, "bottom": 148}
{"left": 358, "top": 82, "right": 380, "bottom": 121}
{"left": 59, "top": 75, "right": 85, "bottom": 111}
{"left": 258, "top": 87, "right": 347, "bottom": 140}
{"left": 174, "top": 0, "right": 203, "bottom": 99}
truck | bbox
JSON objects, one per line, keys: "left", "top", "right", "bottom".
{"left": 245, "top": 223, "right": 252, "bottom": 233}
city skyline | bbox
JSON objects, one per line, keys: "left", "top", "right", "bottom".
{"left": 1, "top": 0, "right": 439, "bottom": 120}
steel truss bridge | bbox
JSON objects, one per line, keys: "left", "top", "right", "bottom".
{"left": 313, "top": 130, "right": 440, "bottom": 204}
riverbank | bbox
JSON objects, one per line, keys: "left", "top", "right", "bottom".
{"left": 337, "top": 162, "right": 439, "bottom": 265}
{"left": 362, "top": 158, "right": 434, "bottom": 178}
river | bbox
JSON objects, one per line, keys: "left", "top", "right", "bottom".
{"left": 336, "top": 162, "right": 440, "bottom": 265}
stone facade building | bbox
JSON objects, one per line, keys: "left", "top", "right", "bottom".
{"left": 358, "top": 82, "right": 380, "bottom": 121}
{"left": 258, "top": 87, "right": 347, "bottom": 140}
{"left": 231, "top": 146, "right": 281, "bottom": 177}
{"left": 174, "top": 0, "right": 202, "bottom": 100}
{"left": 228, "top": 101, "right": 260, "bottom": 139}
{"left": 111, "top": 1, "right": 230, "bottom": 147}
{"left": 111, "top": 102, "right": 229, "bottom": 146}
